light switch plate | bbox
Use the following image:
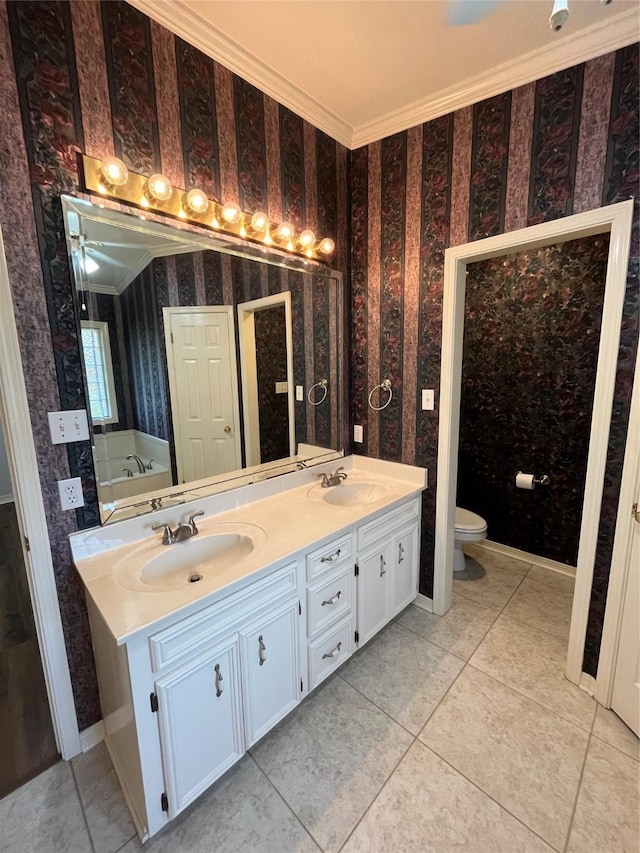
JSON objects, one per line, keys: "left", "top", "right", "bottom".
{"left": 58, "top": 477, "right": 85, "bottom": 511}
{"left": 354, "top": 424, "right": 363, "bottom": 443}
{"left": 421, "top": 389, "right": 435, "bottom": 411}
{"left": 48, "top": 410, "right": 90, "bottom": 444}
{"left": 275, "top": 381, "right": 288, "bottom": 394}
{"left": 296, "top": 385, "right": 304, "bottom": 402}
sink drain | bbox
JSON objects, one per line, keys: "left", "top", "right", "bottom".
{"left": 188, "top": 573, "right": 203, "bottom": 584}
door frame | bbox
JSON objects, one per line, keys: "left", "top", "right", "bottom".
{"left": 237, "top": 291, "right": 295, "bottom": 467}
{"left": 163, "top": 305, "right": 242, "bottom": 484}
{"left": 0, "top": 227, "right": 81, "bottom": 759}
{"left": 434, "top": 200, "right": 634, "bottom": 690}
{"left": 595, "top": 326, "right": 640, "bottom": 707}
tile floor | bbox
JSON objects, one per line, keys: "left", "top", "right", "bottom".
{"left": 1, "top": 546, "right": 638, "bottom": 853}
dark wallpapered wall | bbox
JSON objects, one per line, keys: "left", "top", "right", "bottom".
{"left": 351, "top": 45, "right": 638, "bottom": 676}
{"left": 254, "top": 304, "right": 289, "bottom": 464}
{"left": 458, "top": 236, "right": 609, "bottom": 566}
{"left": 0, "top": 0, "right": 636, "bottom": 726}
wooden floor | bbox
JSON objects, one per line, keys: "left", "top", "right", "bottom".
{"left": 0, "top": 501, "right": 58, "bottom": 799}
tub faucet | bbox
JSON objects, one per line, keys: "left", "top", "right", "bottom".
{"left": 317, "top": 466, "right": 347, "bottom": 488}
{"left": 126, "top": 454, "right": 145, "bottom": 474}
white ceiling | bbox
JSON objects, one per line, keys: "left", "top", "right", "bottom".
{"left": 130, "top": 0, "right": 639, "bottom": 148}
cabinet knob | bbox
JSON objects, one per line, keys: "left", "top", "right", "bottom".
{"left": 398, "top": 542, "right": 405, "bottom": 564}
{"left": 321, "top": 590, "right": 342, "bottom": 607}
{"left": 320, "top": 548, "right": 341, "bottom": 563}
{"left": 380, "top": 555, "right": 386, "bottom": 577}
{"left": 322, "top": 641, "right": 342, "bottom": 660}
{"left": 214, "top": 663, "right": 224, "bottom": 697}
{"left": 258, "top": 635, "right": 267, "bottom": 666}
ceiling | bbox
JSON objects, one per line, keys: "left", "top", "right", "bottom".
{"left": 130, "top": 0, "right": 639, "bottom": 148}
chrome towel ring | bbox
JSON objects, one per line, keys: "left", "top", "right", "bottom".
{"left": 308, "top": 378, "right": 328, "bottom": 406}
{"left": 368, "top": 378, "right": 393, "bottom": 411}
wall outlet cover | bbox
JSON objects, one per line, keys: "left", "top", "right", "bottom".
{"left": 48, "top": 410, "right": 90, "bottom": 444}
{"left": 296, "top": 385, "right": 304, "bottom": 402}
{"left": 354, "top": 424, "right": 364, "bottom": 443}
{"left": 275, "top": 381, "right": 288, "bottom": 394}
{"left": 58, "top": 477, "right": 85, "bottom": 511}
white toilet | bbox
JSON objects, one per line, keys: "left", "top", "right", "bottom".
{"left": 454, "top": 507, "right": 488, "bottom": 571}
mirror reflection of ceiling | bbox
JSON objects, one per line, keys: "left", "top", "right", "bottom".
{"left": 130, "top": 0, "right": 639, "bottom": 147}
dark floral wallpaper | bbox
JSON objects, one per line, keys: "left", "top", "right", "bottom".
{"left": 458, "top": 236, "right": 609, "bottom": 566}
{"left": 1, "top": 0, "right": 347, "bottom": 729}
{"left": 255, "top": 304, "right": 289, "bottom": 464}
{"left": 350, "top": 44, "right": 639, "bottom": 680}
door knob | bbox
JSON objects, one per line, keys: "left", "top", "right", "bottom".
{"left": 224, "top": 426, "right": 231, "bottom": 433}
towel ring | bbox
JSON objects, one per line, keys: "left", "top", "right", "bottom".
{"left": 308, "top": 378, "right": 328, "bottom": 406}
{"left": 368, "top": 379, "right": 393, "bottom": 411}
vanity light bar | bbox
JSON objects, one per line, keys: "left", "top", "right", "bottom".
{"left": 80, "top": 155, "right": 335, "bottom": 262}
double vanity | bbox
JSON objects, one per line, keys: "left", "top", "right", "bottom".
{"left": 70, "top": 455, "right": 427, "bottom": 841}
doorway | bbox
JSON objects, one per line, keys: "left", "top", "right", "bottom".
{"left": 434, "top": 200, "right": 634, "bottom": 690}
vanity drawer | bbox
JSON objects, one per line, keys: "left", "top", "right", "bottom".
{"left": 305, "top": 533, "right": 353, "bottom": 582}
{"left": 307, "top": 566, "right": 354, "bottom": 639}
{"left": 357, "top": 497, "right": 420, "bottom": 552}
{"left": 149, "top": 563, "right": 297, "bottom": 672}
{"left": 308, "top": 617, "right": 353, "bottom": 690}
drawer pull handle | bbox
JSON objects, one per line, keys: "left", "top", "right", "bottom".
{"left": 321, "top": 590, "right": 342, "bottom": 607}
{"left": 320, "top": 548, "right": 341, "bottom": 563}
{"left": 258, "top": 635, "right": 267, "bottom": 666}
{"left": 214, "top": 663, "right": 224, "bottom": 697}
{"left": 398, "top": 542, "right": 405, "bottom": 563}
{"left": 322, "top": 641, "right": 342, "bottom": 660}
{"left": 380, "top": 555, "right": 386, "bottom": 577}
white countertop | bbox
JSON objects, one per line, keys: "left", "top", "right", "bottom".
{"left": 70, "top": 455, "right": 427, "bottom": 645}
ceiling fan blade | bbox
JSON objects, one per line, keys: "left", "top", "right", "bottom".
{"left": 448, "top": 0, "right": 502, "bottom": 26}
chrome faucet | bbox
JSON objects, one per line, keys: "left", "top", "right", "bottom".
{"left": 317, "top": 466, "right": 347, "bottom": 488}
{"left": 151, "top": 510, "right": 205, "bottom": 545}
{"left": 126, "top": 454, "right": 145, "bottom": 474}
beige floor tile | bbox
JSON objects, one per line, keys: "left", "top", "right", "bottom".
{"left": 420, "top": 667, "right": 589, "bottom": 850}
{"left": 592, "top": 705, "right": 639, "bottom": 761}
{"left": 339, "top": 621, "right": 464, "bottom": 733}
{"left": 342, "top": 740, "right": 553, "bottom": 853}
{"left": 463, "top": 543, "right": 532, "bottom": 575}
{"left": 72, "top": 742, "right": 136, "bottom": 853}
{"left": 470, "top": 614, "right": 596, "bottom": 731}
{"left": 0, "top": 760, "right": 91, "bottom": 853}
{"left": 251, "top": 675, "right": 412, "bottom": 852}
{"left": 503, "top": 565, "right": 575, "bottom": 640}
{"left": 567, "top": 736, "right": 640, "bottom": 852}
{"left": 454, "top": 559, "right": 526, "bottom": 609}
{"left": 395, "top": 594, "right": 499, "bottom": 660}
{"left": 119, "top": 756, "right": 318, "bottom": 853}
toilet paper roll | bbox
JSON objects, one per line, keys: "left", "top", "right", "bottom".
{"left": 516, "top": 472, "right": 535, "bottom": 490}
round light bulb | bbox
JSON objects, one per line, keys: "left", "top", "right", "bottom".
{"left": 318, "top": 237, "right": 335, "bottom": 255}
{"left": 299, "top": 229, "right": 316, "bottom": 248}
{"left": 221, "top": 201, "right": 242, "bottom": 224}
{"left": 185, "top": 188, "right": 209, "bottom": 214}
{"left": 251, "top": 211, "right": 269, "bottom": 232}
{"left": 147, "top": 173, "right": 172, "bottom": 201}
{"left": 100, "top": 156, "right": 128, "bottom": 187}
{"left": 276, "top": 221, "right": 295, "bottom": 242}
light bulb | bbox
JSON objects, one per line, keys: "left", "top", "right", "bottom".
{"left": 221, "top": 201, "right": 241, "bottom": 224}
{"left": 251, "top": 211, "right": 269, "bottom": 232}
{"left": 276, "top": 221, "right": 295, "bottom": 242}
{"left": 146, "top": 173, "right": 172, "bottom": 201}
{"left": 299, "top": 229, "right": 316, "bottom": 248}
{"left": 264, "top": 232, "right": 273, "bottom": 245}
{"left": 100, "top": 156, "right": 128, "bottom": 187}
{"left": 318, "top": 237, "right": 335, "bottom": 255}
{"left": 185, "top": 188, "right": 209, "bottom": 214}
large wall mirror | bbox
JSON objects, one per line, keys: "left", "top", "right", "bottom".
{"left": 62, "top": 197, "right": 344, "bottom": 524}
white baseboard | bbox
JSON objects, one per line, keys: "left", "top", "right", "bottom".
{"left": 477, "top": 540, "right": 576, "bottom": 579}
{"left": 579, "top": 672, "right": 597, "bottom": 698}
{"left": 413, "top": 594, "right": 433, "bottom": 613}
{"left": 80, "top": 720, "right": 105, "bottom": 752}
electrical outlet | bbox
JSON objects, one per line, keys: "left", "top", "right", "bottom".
{"left": 354, "top": 424, "right": 363, "bottom": 443}
{"left": 296, "top": 385, "right": 304, "bottom": 402}
{"left": 275, "top": 381, "right": 288, "bottom": 394}
{"left": 58, "top": 477, "right": 85, "bottom": 511}
{"left": 421, "top": 389, "right": 435, "bottom": 411}
{"left": 48, "top": 410, "right": 90, "bottom": 444}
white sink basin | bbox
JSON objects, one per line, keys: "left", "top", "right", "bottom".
{"left": 115, "top": 523, "right": 267, "bottom": 592}
{"left": 309, "top": 480, "right": 390, "bottom": 507}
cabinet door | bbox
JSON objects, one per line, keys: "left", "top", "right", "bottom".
{"left": 357, "top": 545, "right": 391, "bottom": 647}
{"left": 240, "top": 597, "right": 300, "bottom": 747}
{"left": 390, "top": 525, "right": 420, "bottom": 618}
{"left": 155, "top": 635, "right": 244, "bottom": 818}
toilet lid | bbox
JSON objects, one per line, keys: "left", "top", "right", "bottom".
{"left": 455, "top": 507, "right": 487, "bottom": 533}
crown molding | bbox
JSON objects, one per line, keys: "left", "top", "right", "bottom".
{"left": 128, "top": 0, "right": 353, "bottom": 148}
{"left": 129, "top": 1, "right": 637, "bottom": 150}
{"left": 351, "top": 9, "right": 639, "bottom": 148}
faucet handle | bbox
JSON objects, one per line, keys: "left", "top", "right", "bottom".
{"left": 151, "top": 522, "right": 175, "bottom": 545}
{"left": 146, "top": 459, "right": 154, "bottom": 470}
{"left": 187, "top": 510, "right": 205, "bottom": 534}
